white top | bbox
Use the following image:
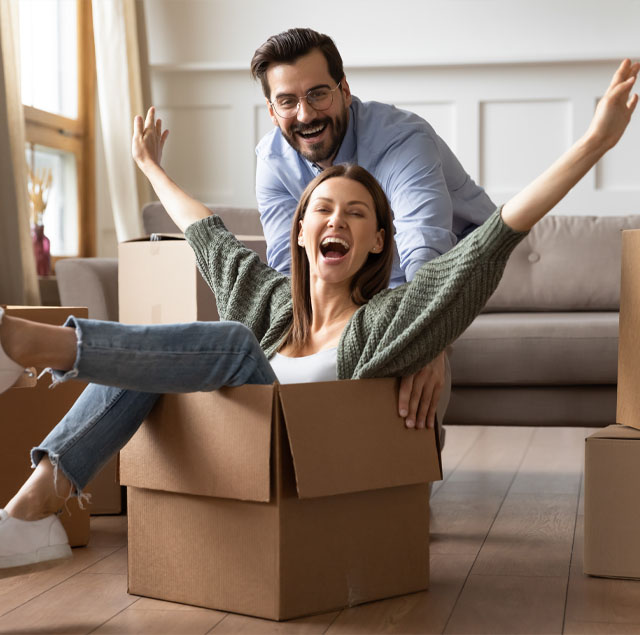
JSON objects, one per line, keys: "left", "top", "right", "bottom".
{"left": 269, "top": 347, "right": 338, "bottom": 384}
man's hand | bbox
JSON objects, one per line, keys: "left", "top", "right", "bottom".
{"left": 398, "top": 351, "right": 446, "bottom": 429}
{"left": 132, "top": 106, "right": 169, "bottom": 173}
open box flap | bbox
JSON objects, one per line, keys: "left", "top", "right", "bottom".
{"left": 587, "top": 424, "right": 640, "bottom": 441}
{"left": 123, "top": 233, "right": 264, "bottom": 243}
{"left": 123, "top": 233, "right": 184, "bottom": 243}
{"left": 120, "top": 384, "right": 274, "bottom": 502}
{"left": 278, "top": 378, "right": 442, "bottom": 500}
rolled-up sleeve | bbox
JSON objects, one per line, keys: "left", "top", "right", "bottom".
{"left": 381, "top": 130, "right": 458, "bottom": 282}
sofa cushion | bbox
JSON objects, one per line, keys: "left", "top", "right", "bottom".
{"left": 450, "top": 312, "right": 618, "bottom": 385}
{"left": 484, "top": 215, "right": 640, "bottom": 311}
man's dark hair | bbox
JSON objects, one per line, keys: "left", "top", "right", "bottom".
{"left": 250, "top": 28, "right": 344, "bottom": 99}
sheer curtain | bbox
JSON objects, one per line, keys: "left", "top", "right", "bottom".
{"left": 0, "top": 0, "right": 40, "bottom": 305}
{"left": 92, "top": 0, "right": 150, "bottom": 243}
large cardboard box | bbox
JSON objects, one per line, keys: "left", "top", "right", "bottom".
{"left": 616, "top": 230, "right": 640, "bottom": 429}
{"left": 0, "top": 306, "right": 91, "bottom": 546}
{"left": 584, "top": 425, "right": 640, "bottom": 579}
{"left": 118, "top": 234, "right": 266, "bottom": 325}
{"left": 120, "top": 378, "right": 442, "bottom": 621}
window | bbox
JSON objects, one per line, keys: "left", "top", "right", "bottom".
{"left": 19, "top": 0, "right": 95, "bottom": 260}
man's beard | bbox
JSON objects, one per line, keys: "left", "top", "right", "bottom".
{"left": 280, "top": 108, "right": 348, "bottom": 165}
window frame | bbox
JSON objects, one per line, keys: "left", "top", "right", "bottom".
{"left": 22, "top": 0, "right": 96, "bottom": 261}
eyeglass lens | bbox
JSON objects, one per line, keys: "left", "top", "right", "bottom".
{"left": 273, "top": 84, "right": 339, "bottom": 118}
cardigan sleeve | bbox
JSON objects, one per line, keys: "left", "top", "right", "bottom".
{"left": 340, "top": 208, "right": 528, "bottom": 379}
{"left": 184, "top": 215, "right": 292, "bottom": 343}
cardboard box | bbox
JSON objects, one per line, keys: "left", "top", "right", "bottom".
{"left": 584, "top": 424, "right": 640, "bottom": 579}
{"left": 118, "top": 233, "right": 266, "bottom": 325}
{"left": 0, "top": 306, "right": 91, "bottom": 546}
{"left": 616, "top": 230, "right": 640, "bottom": 429}
{"left": 87, "top": 456, "right": 122, "bottom": 515}
{"left": 120, "top": 378, "right": 442, "bottom": 620}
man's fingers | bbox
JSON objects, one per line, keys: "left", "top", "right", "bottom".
{"left": 415, "top": 385, "right": 434, "bottom": 430}
{"left": 406, "top": 375, "right": 427, "bottom": 428}
{"left": 425, "top": 383, "right": 442, "bottom": 430}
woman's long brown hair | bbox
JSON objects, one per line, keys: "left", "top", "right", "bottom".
{"left": 282, "top": 164, "right": 394, "bottom": 354}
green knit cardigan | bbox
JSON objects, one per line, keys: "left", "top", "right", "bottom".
{"left": 184, "top": 208, "right": 527, "bottom": 379}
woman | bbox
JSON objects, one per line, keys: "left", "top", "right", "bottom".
{"left": 0, "top": 59, "right": 637, "bottom": 577}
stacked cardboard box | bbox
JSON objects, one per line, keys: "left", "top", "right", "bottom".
{"left": 118, "top": 235, "right": 442, "bottom": 619}
{"left": 584, "top": 230, "right": 640, "bottom": 579}
{"left": 118, "top": 233, "right": 266, "bottom": 324}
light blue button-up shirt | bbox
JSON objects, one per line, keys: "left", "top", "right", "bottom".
{"left": 255, "top": 96, "right": 495, "bottom": 286}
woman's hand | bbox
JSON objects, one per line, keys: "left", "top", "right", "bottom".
{"left": 132, "top": 107, "right": 169, "bottom": 173}
{"left": 130, "top": 106, "right": 212, "bottom": 232}
{"left": 586, "top": 59, "right": 639, "bottom": 151}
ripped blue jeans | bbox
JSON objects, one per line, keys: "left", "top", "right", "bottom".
{"left": 31, "top": 317, "right": 277, "bottom": 499}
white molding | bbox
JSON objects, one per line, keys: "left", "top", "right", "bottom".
{"left": 149, "top": 55, "right": 635, "bottom": 74}
{"left": 149, "top": 58, "right": 640, "bottom": 215}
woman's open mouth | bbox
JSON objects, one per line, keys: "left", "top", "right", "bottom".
{"left": 320, "top": 237, "right": 350, "bottom": 261}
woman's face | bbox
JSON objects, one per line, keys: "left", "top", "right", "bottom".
{"left": 298, "top": 177, "right": 385, "bottom": 287}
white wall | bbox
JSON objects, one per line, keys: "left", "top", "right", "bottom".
{"left": 107, "top": 0, "right": 640, "bottom": 247}
{"left": 144, "top": 0, "right": 640, "bottom": 67}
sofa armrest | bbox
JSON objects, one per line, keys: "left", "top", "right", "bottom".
{"left": 56, "top": 258, "right": 119, "bottom": 321}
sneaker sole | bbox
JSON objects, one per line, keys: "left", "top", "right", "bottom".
{"left": 0, "top": 544, "right": 72, "bottom": 578}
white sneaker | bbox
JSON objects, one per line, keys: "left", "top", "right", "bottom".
{"left": 0, "top": 509, "right": 72, "bottom": 577}
{"left": 0, "top": 307, "right": 28, "bottom": 394}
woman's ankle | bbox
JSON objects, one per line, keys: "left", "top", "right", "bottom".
{"left": 5, "top": 457, "right": 74, "bottom": 521}
{"left": 0, "top": 315, "right": 77, "bottom": 370}
{"left": 4, "top": 489, "right": 57, "bottom": 521}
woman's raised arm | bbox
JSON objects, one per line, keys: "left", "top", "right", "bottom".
{"left": 501, "top": 59, "right": 639, "bottom": 233}
{"left": 131, "top": 107, "right": 212, "bottom": 233}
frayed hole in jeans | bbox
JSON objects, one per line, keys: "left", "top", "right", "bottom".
{"left": 47, "top": 453, "right": 92, "bottom": 514}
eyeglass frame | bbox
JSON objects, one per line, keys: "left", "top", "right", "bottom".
{"left": 269, "top": 81, "right": 342, "bottom": 119}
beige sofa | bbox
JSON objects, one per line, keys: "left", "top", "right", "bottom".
{"left": 57, "top": 204, "right": 640, "bottom": 427}
{"left": 447, "top": 214, "right": 640, "bottom": 426}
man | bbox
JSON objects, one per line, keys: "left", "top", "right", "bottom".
{"left": 251, "top": 28, "right": 496, "bottom": 432}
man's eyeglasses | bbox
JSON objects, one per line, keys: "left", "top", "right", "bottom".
{"left": 270, "top": 82, "right": 341, "bottom": 119}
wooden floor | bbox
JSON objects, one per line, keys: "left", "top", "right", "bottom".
{"left": 1, "top": 425, "right": 639, "bottom": 634}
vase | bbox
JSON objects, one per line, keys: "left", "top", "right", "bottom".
{"left": 31, "top": 224, "right": 51, "bottom": 276}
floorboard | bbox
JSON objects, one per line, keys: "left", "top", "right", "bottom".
{"left": 1, "top": 425, "right": 638, "bottom": 634}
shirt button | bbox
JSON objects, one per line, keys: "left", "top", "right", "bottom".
{"left": 528, "top": 252, "right": 540, "bottom": 263}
